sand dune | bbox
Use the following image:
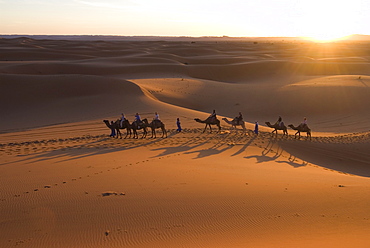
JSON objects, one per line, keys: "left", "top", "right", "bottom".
{"left": 0, "top": 37, "right": 370, "bottom": 248}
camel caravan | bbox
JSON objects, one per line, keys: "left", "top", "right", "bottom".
{"left": 194, "top": 111, "right": 311, "bottom": 140}
{"left": 104, "top": 111, "right": 311, "bottom": 140}
{"left": 104, "top": 112, "right": 167, "bottom": 139}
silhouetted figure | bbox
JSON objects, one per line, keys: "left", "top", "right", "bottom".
{"left": 254, "top": 121, "right": 259, "bottom": 135}
{"left": 176, "top": 118, "right": 182, "bottom": 132}
{"left": 109, "top": 121, "right": 116, "bottom": 137}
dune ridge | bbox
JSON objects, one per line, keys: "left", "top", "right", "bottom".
{"left": 1, "top": 37, "right": 370, "bottom": 248}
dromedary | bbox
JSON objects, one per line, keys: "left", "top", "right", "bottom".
{"left": 103, "top": 119, "right": 132, "bottom": 139}
{"left": 194, "top": 117, "right": 221, "bottom": 133}
{"left": 288, "top": 124, "right": 311, "bottom": 140}
{"left": 265, "top": 121, "right": 288, "bottom": 136}
{"left": 143, "top": 119, "right": 167, "bottom": 138}
{"left": 131, "top": 118, "right": 148, "bottom": 139}
{"left": 222, "top": 117, "right": 246, "bottom": 132}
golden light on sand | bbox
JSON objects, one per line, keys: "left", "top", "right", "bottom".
{"left": 304, "top": 34, "right": 345, "bottom": 43}
{"left": 305, "top": 33, "right": 344, "bottom": 42}
{"left": 1, "top": 36, "right": 370, "bottom": 248}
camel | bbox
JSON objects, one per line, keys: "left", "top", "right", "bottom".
{"left": 222, "top": 117, "right": 246, "bottom": 132}
{"left": 194, "top": 117, "right": 221, "bottom": 133}
{"left": 265, "top": 121, "right": 288, "bottom": 136}
{"left": 131, "top": 118, "right": 148, "bottom": 139}
{"left": 288, "top": 124, "right": 311, "bottom": 140}
{"left": 143, "top": 119, "right": 167, "bottom": 138}
{"left": 103, "top": 119, "right": 132, "bottom": 139}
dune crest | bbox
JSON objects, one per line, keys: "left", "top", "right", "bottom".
{"left": 1, "top": 38, "right": 370, "bottom": 248}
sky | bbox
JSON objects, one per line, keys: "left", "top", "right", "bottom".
{"left": 1, "top": 0, "right": 369, "bottom": 41}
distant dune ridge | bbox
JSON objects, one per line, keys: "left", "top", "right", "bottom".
{"left": 0, "top": 37, "right": 369, "bottom": 248}
{"left": 1, "top": 37, "right": 369, "bottom": 132}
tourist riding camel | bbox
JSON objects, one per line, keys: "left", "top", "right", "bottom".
{"left": 265, "top": 119, "right": 288, "bottom": 136}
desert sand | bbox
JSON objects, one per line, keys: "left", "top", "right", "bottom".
{"left": 0, "top": 37, "right": 369, "bottom": 247}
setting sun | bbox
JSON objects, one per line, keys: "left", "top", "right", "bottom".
{"left": 304, "top": 33, "right": 346, "bottom": 43}
{"left": 296, "top": 0, "right": 362, "bottom": 42}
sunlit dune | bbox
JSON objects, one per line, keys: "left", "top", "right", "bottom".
{"left": 0, "top": 37, "right": 370, "bottom": 248}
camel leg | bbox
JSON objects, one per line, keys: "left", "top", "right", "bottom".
{"left": 242, "top": 124, "right": 246, "bottom": 132}
{"left": 125, "top": 129, "right": 131, "bottom": 139}
{"left": 272, "top": 129, "right": 277, "bottom": 136}
{"left": 116, "top": 129, "right": 122, "bottom": 139}
{"left": 141, "top": 128, "right": 147, "bottom": 139}
{"left": 162, "top": 127, "right": 167, "bottom": 138}
{"left": 203, "top": 125, "right": 207, "bottom": 133}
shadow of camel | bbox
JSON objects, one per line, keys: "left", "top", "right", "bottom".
{"left": 244, "top": 138, "right": 308, "bottom": 168}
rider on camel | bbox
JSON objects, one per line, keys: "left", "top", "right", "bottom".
{"left": 135, "top": 113, "right": 142, "bottom": 128}
{"left": 275, "top": 116, "right": 283, "bottom": 127}
{"left": 299, "top": 117, "right": 308, "bottom": 130}
{"left": 120, "top": 113, "right": 126, "bottom": 128}
{"left": 235, "top": 112, "right": 243, "bottom": 125}
{"left": 209, "top": 110, "right": 217, "bottom": 122}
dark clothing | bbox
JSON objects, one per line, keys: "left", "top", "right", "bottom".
{"left": 176, "top": 119, "right": 182, "bottom": 132}
{"left": 254, "top": 122, "right": 259, "bottom": 135}
{"left": 236, "top": 113, "right": 243, "bottom": 124}
{"left": 109, "top": 122, "right": 116, "bottom": 137}
{"left": 276, "top": 116, "right": 282, "bottom": 127}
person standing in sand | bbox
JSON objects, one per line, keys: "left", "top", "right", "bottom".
{"left": 176, "top": 118, "right": 182, "bottom": 132}
{"left": 109, "top": 121, "right": 116, "bottom": 137}
{"left": 254, "top": 121, "right": 259, "bottom": 135}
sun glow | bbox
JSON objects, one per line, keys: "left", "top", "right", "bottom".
{"left": 297, "top": 1, "right": 359, "bottom": 42}
{"left": 304, "top": 33, "right": 346, "bottom": 43}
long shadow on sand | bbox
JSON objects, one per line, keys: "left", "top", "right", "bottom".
{"left": 0, "top": 134, "right": 168, "bottom": 166}
{"left": 150, "top": 133, "right": 215, "bottom": 158}
{"left": 183, "top": 132, "right": 250, "bottom": 159}
{"left": 278, "top": 140, "right": 370, "bottom": 177}
{"left": 244, "top": 138, "right": 308, "bottom": 168}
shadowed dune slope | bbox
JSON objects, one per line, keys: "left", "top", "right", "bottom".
{"left": 0, "top": 74, "right": 146, "bottom": 131}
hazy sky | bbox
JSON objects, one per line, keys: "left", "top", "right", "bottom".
{"left": 1, "top": 0, "right": 369, "bottom": 40}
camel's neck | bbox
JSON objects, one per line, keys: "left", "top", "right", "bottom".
{"left": 223, "top": 118, "right": 232, "bottom": 124}
{"left": 103, "top": 121, "right": 111, "bottom": 128}
{"left": 195, "top": 119, "right": 206, "bottom": 123}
